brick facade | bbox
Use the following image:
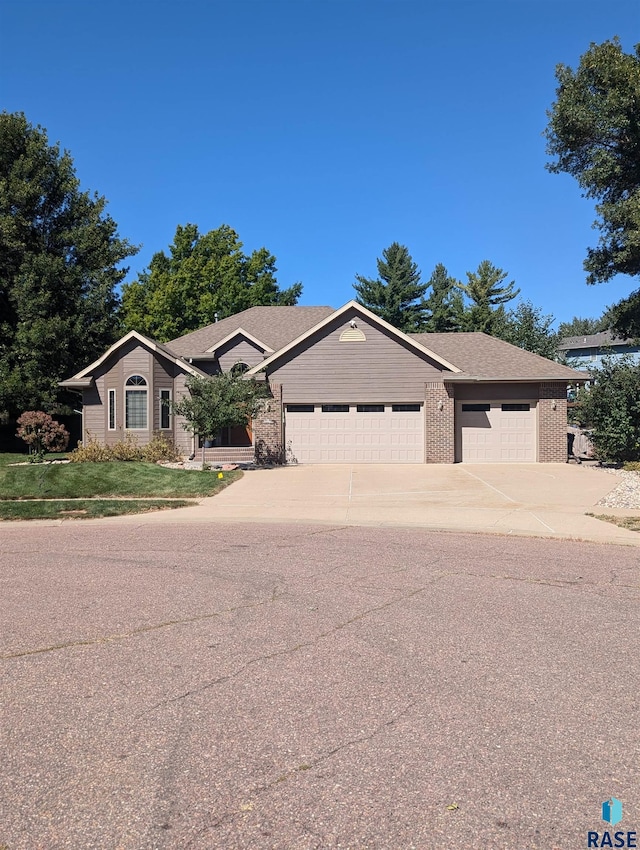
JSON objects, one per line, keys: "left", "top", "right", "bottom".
{"left": 424, "top": 381, "right": 455, "bottom": 463}
{"left": 538, "top": 382, "right": 568, "bottom": 463}
{"left": 253, "top": 382, "right": 284, "bottom": 464}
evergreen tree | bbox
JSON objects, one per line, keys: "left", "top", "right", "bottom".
{"left": 459, "top": 260, "right": 520, "bottom": 333}
{"left": 0, "top": 112, "right": 137, "bottom": 417}
{"left": 120, "top": 223, "right": 302, "bottom": 341}
{"left": 353, "top": 242, "right": 428, "bottom": 332}
{"left": 422, "top": 263, "right": 465, "bottom": 332}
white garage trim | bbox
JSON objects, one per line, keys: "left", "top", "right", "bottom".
{"left": 285, "top": 404, "right": 424, "bottom": 463}
{"left": 456, "top": 400, "right": 537, "bottom": 463}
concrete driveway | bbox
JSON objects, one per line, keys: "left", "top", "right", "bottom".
{"left": 106, "top": 462, "right": 640, "bottom": 546}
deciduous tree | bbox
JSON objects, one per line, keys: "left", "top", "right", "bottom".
{"left": 493, "top": 301, "right": 557, "bottom": 359}
{"left": 0, "top": 112, "right": 137, "bottom": 417}
{"left": 545, "top": 39, "right": 640, "bottom": 335}
{"left": 172, "top": 374, "right": 269, "bottom": 464}
{"left": 120, "top": 224, "right": 302, "bottom": 341}
{"left": 556, "top": 316, "right": 608, "bottom": 339}
{"left": 576, "top": 357, "right": 640, "bottom": 463}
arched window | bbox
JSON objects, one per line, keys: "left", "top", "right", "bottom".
{"left": 125, "top": 375, "right": 148, "bottom": 429}
{"left": 231, "top": 362, "right": 250, "bottom": 377}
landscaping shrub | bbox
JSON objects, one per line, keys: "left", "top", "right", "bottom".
{"left": 140, "top": 434, "right": 181, "bottom": 463}
{"left": 575, "top": 357, "right": 640, "bottom": 464}
{"left": 16, "top": 411, "right": 69, "bottom": 461}
{"left": 68, "top": 432, "right": 181, "bottom": 463}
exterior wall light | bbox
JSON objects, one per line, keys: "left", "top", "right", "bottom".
{"left": 437, "top": 400, "right": 444, "bottom": 411}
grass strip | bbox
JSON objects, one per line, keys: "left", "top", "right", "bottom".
{"left": 0, "top": 499, "right": 197, "bottom": 521}
{"left": 588, "top": 513, "right": 640, "bottom": 533}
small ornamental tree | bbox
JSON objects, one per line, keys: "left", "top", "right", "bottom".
{"left": 172, "top": 374, "right": 269, "bottom": 464}
{"left": 16, "top": 411, "right": 70, "bottom": 459}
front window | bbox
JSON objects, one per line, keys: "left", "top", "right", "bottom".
{"left": 159, "top": 389, "right": 171, "bottom": 430}
{"left": 108, "top": 389, "right": 116, "bottom": 430}
{"left": 125, "top": 375, "right": 148, "bottom": 429}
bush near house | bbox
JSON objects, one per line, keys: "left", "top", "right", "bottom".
{"left": 16, "top": 411, "right": 69, "bottom": 461}
{"left": 575, "top": 358, "right": 640, "bottom": 464}
{"left": 69, "top": 432, "right": 181, "bottom": 463}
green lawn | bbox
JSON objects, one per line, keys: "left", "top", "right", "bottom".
{"left": 0, "top": 499, "right": 197, "bottom": 521}
{"left": 0, "top": 459, "right": 241, "bottom": 500}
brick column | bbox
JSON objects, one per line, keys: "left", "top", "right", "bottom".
{"left": 538, "top": 382, "right": 567, "bottom": 463}
{"left": 253, "top": 382, "right": 284, "bottom": 464}
{"left": 424, "top": 381, "right": 455, "bottom": 463}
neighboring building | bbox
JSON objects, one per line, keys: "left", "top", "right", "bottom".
{"left": 61, "top": 300, "right": 584, "bottom": 464}
{"left": 557, "top": 331, "right": 640, "bottom": 370}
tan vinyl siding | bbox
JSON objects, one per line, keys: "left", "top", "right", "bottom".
{"left": 153, "top": 354, "right": 177, "bottom": 432}
{"left": 82, "top": 383, "right": 104, "bottom": 442}
{"left": 173, "top": 372, "right": 192, "bottom": 454}
{"left": 454, "top": 383, "right": 540, "bottom": 401}
{"left": 269, "top": 312, "right": 444, "bottom": 403}
{"left": 217, "top": 337, "right": 266, "bottom": 372}
{"left": 121, "top": 345, "right": 151, "bottom": 381}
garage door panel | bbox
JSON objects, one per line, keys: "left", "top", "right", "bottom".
{"left": 287, "top": 405, "right": 424, "bottom": 463}
{"left": 459, "top": 402, "right": 536, "bottom": 463}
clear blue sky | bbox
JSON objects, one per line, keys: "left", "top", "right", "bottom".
{"left": 2, "top": 0, "right": 638, "bottom": 326}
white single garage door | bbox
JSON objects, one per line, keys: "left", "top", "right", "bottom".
{"left": 285, "top": 404, "right": 424, "bottom": 463}
{"left": 458, "top": 401, "right": 537, "bottom": 462}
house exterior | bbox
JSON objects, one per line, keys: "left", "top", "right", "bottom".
{"left": 61, "top": 301, "right": 584, "bottom": 464}
{"left": 557, "top": 331, "right": 640, "bottom": 370}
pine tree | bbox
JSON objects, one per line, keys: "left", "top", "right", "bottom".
{"left": 353, "top": 243, "right": 428, "bottom": 332}
{"left": 460, "top": 260, "right": 520, "bottom": 333}
{"left": 422, "top": 264, "right": 465, "bottom": 332}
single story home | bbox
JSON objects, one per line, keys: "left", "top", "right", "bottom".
{"left": 61, "top": 300, "right": 584, "bottom": 464}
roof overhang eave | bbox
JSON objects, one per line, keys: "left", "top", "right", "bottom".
{"left": 58, "top": 378, "right": 94, "bottom": 389}
{"left": 443, "top": 374, "right": 590, "bottom": 383}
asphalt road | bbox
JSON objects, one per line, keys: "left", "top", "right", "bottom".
{"left": 1, "top": 522, "right": 639, "bottom": 850}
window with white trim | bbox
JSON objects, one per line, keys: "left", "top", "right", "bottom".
{"left": 159, "top": 388, "right": 172, "bottom": 429}
{"left": 108, "top": 389, "right": 116, "bottom": 430}
{"left": 125, "top": 375, "right": 148, "bottom": 429}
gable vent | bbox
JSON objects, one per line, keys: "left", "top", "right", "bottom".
{"left": 339, "top": 327, "right": 366, "bottom": 342}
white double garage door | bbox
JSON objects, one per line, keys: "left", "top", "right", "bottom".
{"left": 285, "top": 400, "right": 537, "bottom": 463}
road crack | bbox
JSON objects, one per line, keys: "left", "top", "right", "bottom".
{"left": 1, "top": 591, "right": 282, "bottom": 660}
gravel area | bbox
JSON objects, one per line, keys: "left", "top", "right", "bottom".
{"left": 589, "top": 465, "right": 640, "bottom": 509}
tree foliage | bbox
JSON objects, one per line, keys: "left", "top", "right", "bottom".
{"left": 576, "top": 357, "right": 640, "bottom": 463}
{"left": 0, "top": 112, "right": 137, "bottom": 417}
{"left": 459, "top": 260, "right": 520, "bottom": 333}
{"left": 353, "top": 242, "right": 429, "bottom": 332}
{"left": 556, "top": 315, "right": 608, "bottom": 339}
{"left": 16, "top": 410, "right": 69, "bottom": 457}
{"left": 545, "top": 39, "right": 640, "bottom": 336}
{"left": 172, "top": 373, "right": 269, "bottom": 443}
{"left": 492, "top": 300, "right": 557, "bottom": 359}
{"left": 422, "top": 264, "right": 465, "bottom": 332}
{"left": 120, "top": 224, "right": 302, "bottom": 341}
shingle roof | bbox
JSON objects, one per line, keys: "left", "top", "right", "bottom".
{"left": 557, "top": 330, "right": 630, "bottom": 351}
{"left": 409, "top": 332, "right": 583, "bottom": 380}
{"left": 167, "top": 306, "right": 335, "bottom": 356}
